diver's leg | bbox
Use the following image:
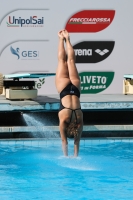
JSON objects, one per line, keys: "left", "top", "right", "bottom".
{"left": 62, "top": 30, "right": 80, "bottom": 90}
{"left": 55, "top": 30, "right": 70, "bottom": 93}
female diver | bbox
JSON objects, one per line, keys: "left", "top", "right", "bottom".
{"left": 55, "top": 29, "right": 83, "bottom": 157}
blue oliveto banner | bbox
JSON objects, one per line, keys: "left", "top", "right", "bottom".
{"left": 0, "top": 0, "right": 133, "bottom": 94}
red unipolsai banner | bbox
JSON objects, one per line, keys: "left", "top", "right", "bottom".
{"left": 65, "top": 10, "right": 115, "bottom": 33}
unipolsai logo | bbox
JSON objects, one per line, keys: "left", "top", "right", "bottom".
{"left": 65, "top": 10, "right": 115, "bottom": 33}
{"left": 73, "top": 41, "right": 115, "bottom": 63}
{"left": 7, "top": 16, "right": 44, "bottom": 27}
{"left": 79, "top": 71, "right": 114, "bottom": 94}
{"left": 10, "top": 46, "right": 39, "bottom": 60}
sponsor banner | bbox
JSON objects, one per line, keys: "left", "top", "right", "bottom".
{"left": 35, "top": 77, "right": 45, "bottom": 89}
{"left": 10, "top": 46, "right": 39, "bottom": 60}
{"left": 6, "top": 15, "right": 44, "bottom": 28}
{"left": 0, "top": 41, "right": 52, "bottom": 74}
{"left": 0, "top": 9, "right": 50, "bottom": 40}
{"left": 65, "top": 10, "right": 115, "bottom": 33}
{"left": 35, "top": 76, "right": 57, "bottom": 95}
{"left": 0, "top": 0, "right": 132, "bottom": 95}
{"left": 79, "top": 71, "right": 114, "bottom": 94}
{"left": 73, "top": 41, "right": 115, "bottom": 63}
{"left": 1, "top": 10, "right": 45, "bottom": 28}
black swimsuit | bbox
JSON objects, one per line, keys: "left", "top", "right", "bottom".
{"left": 59, "top": 83, "right": 81, "bottom": 123}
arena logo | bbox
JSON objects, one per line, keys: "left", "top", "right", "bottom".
{"left": 73, "top": 41, "right": 115, "bottom": 63}
{"left": 10, "top": 46, "right": 39, "bottom": 60}
{"left": 65, "top": 10, "right": 115, "bottom": 32}
{"left": 79, "top": 71, "right": 114, "bottom": 94}
{"left": 7, "top": 16, "right": 44, "bottom": 27}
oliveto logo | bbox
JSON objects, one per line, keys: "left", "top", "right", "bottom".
{"left": 65, "top": 10, "right": 115, "bottom": 32}
{"left": 73, "top": 41, "right": 115, "bottom": 63}
{"left": 79, "top": 71, "right": 114, "bottom": 94}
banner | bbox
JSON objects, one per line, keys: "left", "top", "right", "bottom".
{"left": 0, "top": 0, "right": 132, "bottom": 94}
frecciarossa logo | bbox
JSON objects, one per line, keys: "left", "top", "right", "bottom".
{"left": 73, "top": 41, "right": 115, "bottom": 63}
{"left": 65, "top": 10, "right": 115, "bottom": 32}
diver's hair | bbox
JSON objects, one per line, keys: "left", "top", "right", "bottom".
{"left": 66, "top": 122, "right": 78, "bottom": 141}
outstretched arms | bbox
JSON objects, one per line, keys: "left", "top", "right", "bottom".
{"left": 74, "top": 122, "right": 83, "bottom": 157}
{"left": 59, "top": 119, "right": 68, "bottom": 156}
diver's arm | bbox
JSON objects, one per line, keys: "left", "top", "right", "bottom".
{"left": 74, "top": 144, "right": 79, "bottom": 157}
{"left": 59, "top": 122, "right": 68, "bottom": 156}
{"left": 74, "top": 122, "right": 83, "bottom": 157}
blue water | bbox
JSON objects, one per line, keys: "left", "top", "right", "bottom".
{"left": 0, "top": 139, "right": 133, "bottom": 200}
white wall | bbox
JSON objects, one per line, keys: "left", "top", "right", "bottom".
{"left": 0, "top": 0, "right": 132, "bottom": 94}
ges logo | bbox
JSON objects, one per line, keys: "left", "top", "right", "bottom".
{"left": 10, "top": 46, "right": 39, "bottom": 60}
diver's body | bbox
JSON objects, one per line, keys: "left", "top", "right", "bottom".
{"left": 55, "top": 29, "right": 83, "bottom": 157}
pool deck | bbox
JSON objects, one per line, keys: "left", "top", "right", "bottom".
{"left": 0, "top": 94, "right": 133, "bottom": 112}
{"left": 1, "top": 94, "right": 133, "bottom": 136}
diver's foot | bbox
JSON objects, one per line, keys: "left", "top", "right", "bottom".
{"left": 58, "top": 30, "right": 65, "bottom": 40}
{"left": 62, "top": 29, "right": 70, "bottom": 41}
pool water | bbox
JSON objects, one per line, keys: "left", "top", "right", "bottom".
{"left": 0, "top": 139, "right": 133, "bottom": 200}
